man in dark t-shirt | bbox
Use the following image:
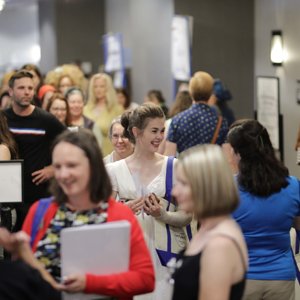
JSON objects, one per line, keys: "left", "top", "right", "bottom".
{"left": 4, "top": 70, "right": 65, "bottom": 230}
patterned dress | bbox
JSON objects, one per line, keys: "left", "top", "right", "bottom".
{"left": 167, "top": 103, "right": 228, "bottom": 153}
{"left": 35, "top": 203, "right": 108, "bottom": 281}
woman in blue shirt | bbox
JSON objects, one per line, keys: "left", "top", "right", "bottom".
{"left": 226, "top": 119, "right": 300, "bottom": 300}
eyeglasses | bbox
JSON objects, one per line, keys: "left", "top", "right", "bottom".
{"left": 111, "top": 134, "right": 128, "bottom": 141}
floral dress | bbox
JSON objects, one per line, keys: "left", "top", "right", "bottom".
{"left": 35, "top": 202, "right": 108, "bottom": 281}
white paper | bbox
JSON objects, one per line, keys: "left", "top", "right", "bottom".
{"left": 61, "top": 221, "right": 130, "bottom": 300}
{"left": 171, "top": 15, "right": 192, "bottom": 81}
{"left": 257, "top": 77, "right": 279, "bottom": 150}
{"left": 0, "top": 160, "right": 23, "bottom": 203}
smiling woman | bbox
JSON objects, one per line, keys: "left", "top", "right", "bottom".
{"left": 104, "top": 117, "right": 134, "bottom": 164}
{"left": 46, "top": 93, "right": 70, "bottom": 126}
{"left": 52, "top": 141, "right": 91, "bottom": 206}
{"left": 11, "top": 129, "right": 155, "bottom": 300}
{"left": 106, "top": 103, "right": 192, "bottom": 300}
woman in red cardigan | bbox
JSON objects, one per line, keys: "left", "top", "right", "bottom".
{"left": 3, "top": 129, "right": 154, "bottom": 300}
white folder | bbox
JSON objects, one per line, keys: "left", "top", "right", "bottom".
{"left": 61, "top": 220, "right": 131, "bottom": 300}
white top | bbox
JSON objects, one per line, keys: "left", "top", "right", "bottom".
{"left": 107, "top": 156, "right": 175, "bottom": 200}
{"left": 106, "top": 156, "right": 176, "bottom": 300}
{"left": 103, "top": 151, "right": 114, "bottom": 165}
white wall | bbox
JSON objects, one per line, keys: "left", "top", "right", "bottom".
{"left": 255, "top": 0, "right": 300, "bottom": 177}
{"left": 0, "top": 1, "right": 40, "bottom": 75}
{"left": 105, "top": 0, "right": 174, "bottom": 105}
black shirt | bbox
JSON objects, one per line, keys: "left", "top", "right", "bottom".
{"left": 4, "top": 107, "right": 66, "bottom": 203}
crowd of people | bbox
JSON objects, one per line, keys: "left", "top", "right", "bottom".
{"left": 0, "top": 63, "right": 299, "bottom": 300}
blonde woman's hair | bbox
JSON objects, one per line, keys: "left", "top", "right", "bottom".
{"left": 86, "top": 73, "right": 118, "bottom": 111}
{"left": 178, "top": 144, "right": 239, "bottom": 219}
{"left": 44, "top": 64, "right": 87, "bottom": 92}
{"left": 189, "top": 71, "right": 214, "bottom": 102}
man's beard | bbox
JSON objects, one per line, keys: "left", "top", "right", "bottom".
{"left": 14, "top": 98, "right": 32, "bottom": 108}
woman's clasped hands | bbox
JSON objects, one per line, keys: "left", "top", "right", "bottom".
{"left": 144, "top": 193, "right": 162, "bottom": 217}
{"left": 125, "top": 193, "right": 162, "bottom": 217}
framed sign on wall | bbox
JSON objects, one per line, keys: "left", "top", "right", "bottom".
{"left": 256, "top": 76, "right": 283, "bottom": 160}
{"left": 0, "top": 160, "right": 23, "bottom": 204}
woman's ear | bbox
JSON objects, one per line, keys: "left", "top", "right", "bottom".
{"left": 230, "top": 147, "right": 241, "bottom": 162}
{"left": 222, "top": 143, "right": 239, "bottom": 174}
{"left": 132, "top": 127, "right": 139, "bottom": 139}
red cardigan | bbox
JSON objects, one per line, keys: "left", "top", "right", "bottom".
{"left": 22, "top": 198, "right": 155, "bottom": 300}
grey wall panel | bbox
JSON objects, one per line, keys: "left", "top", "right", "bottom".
{"left": 55, "top": 0, "right": 105, "bottom": 74}
{"left": 255, "top": 0, "right": 300, "bottom": 177}
{"left": 174, "top": 0, "right": 254, "bottom": 120}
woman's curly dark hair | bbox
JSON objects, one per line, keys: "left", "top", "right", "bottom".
{"left": 227, "top": 119, "right": 288, "bottom": 196}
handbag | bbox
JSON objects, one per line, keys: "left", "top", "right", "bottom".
{"left": 154, "top": 156, "right": 193, "bottom": 267}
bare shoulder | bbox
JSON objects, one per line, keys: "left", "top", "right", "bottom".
{"left": 202, "top": 234, "right": 248, "bottom": 270}
{"left": 203, "top": 235, "right": 237, "bottom": 255}
{"left": 157, "top": 153, "right": 177, "bottom": 164}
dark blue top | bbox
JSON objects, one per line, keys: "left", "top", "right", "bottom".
{"left": 167, "top": 103, "right": 228, "bottom": 153}
{"left": 233, "top": 176, "right": 300, "bottom": 280}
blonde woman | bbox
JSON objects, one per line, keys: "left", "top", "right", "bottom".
{"left": 84, "top": 73, "right": 123, "bottom": 156}
{"left": 44, "top": 64, "right": 87, "bottom": 95}
{"left": 171, "top": 144, "right": 248, "bottom": 300}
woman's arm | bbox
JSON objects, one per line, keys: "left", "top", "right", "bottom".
{"left": 155, "top": 208, "right": 192, "bottom": 227}
{"left": 16, "top": 235, "right": 63, "bottom": 290}
{"left": 0, "top": 228, "right": 62, "bottom": 290}
{"left": 144, "top": 193, "right": 192, "bottom": 227}
{"left": 111, "top": 189, "right": 145, "bottom": 214}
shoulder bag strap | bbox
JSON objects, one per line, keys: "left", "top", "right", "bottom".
{"left": 165, "top": 156, "right": 174, "bottom": 211}
{"left": 165, "top": 156, "right": 193, "bottom": 242}
{"left": 30, "top": 196, "right": 53, "bottom": 248}
{"left": 211, "top": 116, "right": 223, "bottom": 144}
